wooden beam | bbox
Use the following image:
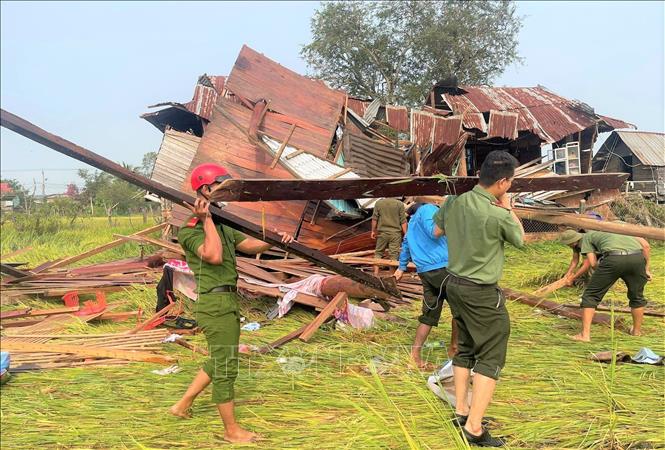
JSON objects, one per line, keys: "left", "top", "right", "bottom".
{"left": 0, "top": 109, "right": 400, "bottom": 297}
{"left": 562, "top": 303, "right": 665, "bottom": 318}
{"left": 533, "top": 278, "right": 569, "bottom": 296}
{"left": 502, "top": 288, "right": 629, "bottom": 332}
{"left": 209, "top": 173, "right": 629, "bottom": 202}
{"left": 299, "top": 292, "right": 348, "bottom": 342}
{"left": 0, "top": 263, "right": 32, "bottom": 278}
{"left": 270, "top": 123, "right": 297, "bottom": 169}
{"left": 113, "top": 233, "right": 184, "bottom": 255}
{"left": 257, "top": 324, "right": 308, "bottom": 354}
{"left": 0, "top": 341, "right": 174, "bottom": 364}
{"left": 516, "top": 210, "right": 665, "bottom": 241}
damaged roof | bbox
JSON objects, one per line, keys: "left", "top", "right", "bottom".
{"left": 615, "top": 131, "right": 664, "bottom": 166}
{"left": 225, "top": 45, "right": 346, "bottom": 159}
{"left": 434, "top": 85, "right": 635, "bottom": 143}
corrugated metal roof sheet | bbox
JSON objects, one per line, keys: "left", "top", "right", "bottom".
{"left": 151, "top": 129, "right": 200, "bottom": 190}
{"left": 439, "top": 86, "right": 632, "bottom": 143}
{"left": 432, "top": 115, "right": 463, "bottom": 146}
{"left": 183, "top": 75, "right": 225, "bottom": 121}
{"left": 411, "top": 110, "right": 435, "bottom": 148}
{"left": 385, "top": 105, "right": 409, "bottom": 132}
{"left": 616, "top": 131, "right": 665, "bottom": 166}
{"left": 343, "top": 133, "right": 410, "bottom": 178}
{"left": 487, "top": 110, "right": 518, "bottom": 140}
{"left": 226, "top": 45, "right": 345, "bottom": 159}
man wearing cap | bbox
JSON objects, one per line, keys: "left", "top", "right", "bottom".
{"left": 432, "top": 150, "right": 524, "bottom": 447}
{"left": 392, "top": 201, "right": 458, "bottom": 369}
{"left": 557, "top": 229, "right": 652, "bottom": 342}
{"left": 371, "top": 197, "right": 407, "bottom": 276}
{"left": 169, "top": 163, "right": 294, "bottom": 443}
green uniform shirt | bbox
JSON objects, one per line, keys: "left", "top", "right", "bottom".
{"left": 372, "top": 198, "right": 406, "bottom": 234}
{"left": 579, "top": 231, "right": 641, "bottom": 255}
{"left": 178, "top": 217, "right": 247, "bottom": 294}
{"left": 433, "top": 186, "right": 524, "bottom": 284}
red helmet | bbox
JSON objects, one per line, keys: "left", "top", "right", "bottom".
{"left": 190, "top": 163, "right": 231, "bottom": 191}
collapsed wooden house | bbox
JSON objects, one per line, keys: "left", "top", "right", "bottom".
{"left": 592, "top": 131, "right": 665, "bottom": 201}
{"left": 142, "top": 45, "right": 636, "bottom": 247}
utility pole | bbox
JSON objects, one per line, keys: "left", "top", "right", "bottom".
{"left": 41, "top": 170, "right": 46, "bottom": 199}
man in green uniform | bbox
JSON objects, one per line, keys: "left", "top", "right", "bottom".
{"left": 371, "top": 197, "right": 407, "bottom": 276}
{"left": 557, "top": 229, "right": 652, "bottom": 342}
{"left": 169, "top": 163, "right": 293, "bottom": 443}
{"left": 433, "top": 151, "right": 524, "bottom": 447}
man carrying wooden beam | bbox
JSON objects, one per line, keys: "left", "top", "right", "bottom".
{"left": 371, "top": 197, "right": 407, "bottom": 276}
{"left": 433, "top": 151, "right": 524, "bottom": 447}
{"left": 169, "top": 163, "right": 294, "bottom": 444}
{"left": 393, "top": 202, "right": 458, "bottom": 369}
{"left": 557, "top": 229, "right": 652, "bottom": 342}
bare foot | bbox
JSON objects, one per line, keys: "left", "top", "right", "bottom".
{"left": 569, "top": 333, "right": 591, "bottom": 342}
{"left": 630, "top": 328, "right": 642, "bottom": 336}
{"left": 169, "top": 403, "right": 192, "bottom": 419}
{"left": 224, "top": 425, "right": 259, "bottom": 443}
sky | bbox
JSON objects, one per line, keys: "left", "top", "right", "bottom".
{"left": 1, "top": 1, "right": 663, "bottom": 194}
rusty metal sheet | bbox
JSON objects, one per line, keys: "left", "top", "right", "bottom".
{"left": 411, "top": 110, "right": 435, "bottom": 148}
{"left": 439, "top": 86, "right": 631, "bottom": 144}
{"left": 183, "top": 75, "right": 225, "bottom": 121}
{"left": 487, "top": 110, "right": 518, "bottom": 140}
{"left": 225, "top": 45, "right": 345, "bottom": 159}
{"left": 598, "top": 114, "right": 636, "bottom": 131}
{"left": 385, "top": 105, "right": 409, "bottom": 132}
{"left": 432, "top": 115, "right": 463, "bottom": 146}
{"left": 422, "top": 132, "right": 469, "bottom": 176}
{"left": 347, "top": 97, "right": 370, "bottom": 117}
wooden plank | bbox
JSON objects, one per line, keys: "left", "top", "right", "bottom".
{"left": 533, "top": 278, "right": 569, "bottom": 296}
{"left": 113, "top": 233, "right": 184, "bottom": 255}
{"left": 0, "top": 263, "right": 32, "bottom": 278}
{"left": 270, "top": 123, "right": 296, "bottom": 169}
{"left": 1, "top": 247, "right": 33, "bottom": 259}
{"left": 44, "top": 223, "right": 166, "bottom": 271}
{"left": 0, "top": 109, "right": 399, "bottom": 297}
{"left": 258, "top": 324, "right": 308, "bottom": 354}
{"left": 299, "top": 292, "right": 348, "bottom": 342}
{"left": 0, "top": 341, "right": 174, "bottom": 364}
{"left": 209, "top": 173, "right": 629, "bottom": 202}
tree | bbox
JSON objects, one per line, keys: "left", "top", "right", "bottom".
{"left": 301, "top": 1, "right": 522, "bottom": 105}
{"left": 140, "top": 151, "right": 157, "bottom": 177}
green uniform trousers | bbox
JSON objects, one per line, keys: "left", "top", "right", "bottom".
{"left": 196, "top": 292, "right": 240, "bottom": 404}
{"left": 581, "top": 254, "right": 648, "bottom": 309}
{"left": 418, "top": 267, "right": 449, "bottom": 327}
{"left": 446, "top": 278, "right": 510, "bottom": 380}
{"left": 375, "top": 231, "right": 402, "bottom": 260}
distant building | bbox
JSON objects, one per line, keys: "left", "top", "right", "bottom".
{"left": 592, "top": 131, "right": 665, "bottom": 201}
{"left": 0, "top": 183, "right": 19, "bottom": 211}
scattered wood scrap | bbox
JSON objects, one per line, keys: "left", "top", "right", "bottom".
{"left": 299, "top": 292, "right": 348, "bottom": 342}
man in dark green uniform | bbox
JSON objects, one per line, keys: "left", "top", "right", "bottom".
{"left": 557, "top": 229, "right": 652, "bottom": 342}
{"left": 169, "top": 163, "right": 293, "bottom": 443}
{"left": 371, "top": 197, "right": 407, "bottom": 276}
{"left": 433, "top": 151, "right": 524, "bottom": 447}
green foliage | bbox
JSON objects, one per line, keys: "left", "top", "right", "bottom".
{"left": 78, "top": 163, "right": 146, "bottom": 215}
{"left": 302, "top": 1, "right": 522, "bottom": 105}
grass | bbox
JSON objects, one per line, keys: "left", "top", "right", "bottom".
{"left": 1, "top": 220, "right": 664, "bottom": 449}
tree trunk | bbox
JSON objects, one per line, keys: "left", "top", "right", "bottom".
{"left": 142, "top": 207, "right": 148, "bottom": 224}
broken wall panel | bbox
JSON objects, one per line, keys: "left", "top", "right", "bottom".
{"left": 432, "top": 115, "right": 463, "bottom": 146}
{"left": 385, "top": 105, "right": 409, "bottom": 132}
{"left": 411, "top": 110, "right": 435, "bottom": 148}
{"left": 225, "top": 45, "right": 345, "bottom": 159}
{"left": 343, "top": 133, "right": 410, "bottom": 179}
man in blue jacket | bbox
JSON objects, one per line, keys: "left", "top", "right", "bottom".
{"left": 393, "top": 201, "right": 458, "bottom": 369}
